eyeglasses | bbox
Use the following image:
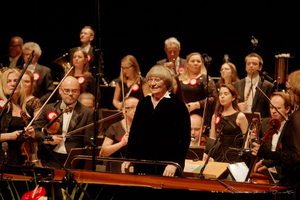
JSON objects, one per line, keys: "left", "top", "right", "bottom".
{"left": 60, "top": 88, "right": 79, "bottom": 95}
{"left": 121, "top": 66, "right": 132, "bottom": 70}
{"left": 147, "top": 78, "right": 163, "bottom": 84}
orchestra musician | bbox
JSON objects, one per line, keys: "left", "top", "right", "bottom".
{"left": 156, "top": 37, "right": 190, "bottom": 75}
{"left": 78, "top": 93, "right": 95, "bottom": 109}
{"left": 190, "top": 114, "right": 223, "bottom": 162}
{"left": 33, "top": 76, "right": 94, "bottom": 169}
{"left": 215, "top": 62, "right": 239, "bottom": 92}
{"left": 254, "top": 92, "right": 291, "bottom": 182}
{"left": 69, "top": 26, "right": 96, "bottom": 72}
{"left": 122, "top": 66, "right": 190, "bottom": 177}
{"left": 112, "top": 55, "right": 150, "bottom": 110}
{"left": 0, "top": 36, "right": 24, "bottom": 69}
{"left": 22, "top": 70, "right": 42, "bottom": 117}
{"left": 233, "top": 53, "right": 274, "bottom": 118}
{"left": 0, "top": 69, "right": 35, "bottom": 165}
{"left": 178, "top": 52, "right": 217, "bottom": 132}
{"left": 68, "top": 48, "right": 97, "bottom": 98}
{"left": 210, "top": 84, "right": 248, "bottom": 163}
{"left": 18, "top": 42, "right": 55, "bottom": 104}
{"left": 252, "top": 70, "right": 300, "bottom": 198}
{"left": 100, "top": 97, "right": 139, "bottom": 172}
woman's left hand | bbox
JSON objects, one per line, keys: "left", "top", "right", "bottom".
{"left": 163, "top": 165, "right": 177, "bottom": 177}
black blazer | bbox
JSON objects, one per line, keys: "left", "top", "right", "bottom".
{"left": 33, "top": 100, "right": 94, "bottom": 153}
{"left": 233, "top": 78, "right": 275, "bottom": 118}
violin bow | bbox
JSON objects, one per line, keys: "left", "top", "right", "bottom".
{"left": 25, "top": 66, "right": 74, "bottom": 131}
{"left": 120, "top": 67, "right": 128, "bottom": 133}
{"left": 255, "top": 86, "right": 288, "bottom": 121}
{"left": 0, "top": 50, "right": 34, "bottom": 120}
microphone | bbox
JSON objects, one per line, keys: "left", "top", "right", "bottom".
{"left": 2, "top": 142, "right": 8, "bottom": 164}
{"left": 223, "top": 54, "right": 230, "bottom": 63}
{"left": 215, "top": 113, "right": 236, "bottom": 129}
{"left": 257, "top": 70, "right": 273, "bottom": 82}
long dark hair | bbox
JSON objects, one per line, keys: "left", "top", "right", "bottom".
{"left": 214, "top": 84, "right": 241, "bottom": 114}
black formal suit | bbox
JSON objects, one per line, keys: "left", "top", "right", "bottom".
{"left": 17, "top": 63, "right": 55, "bottom": 104}
{"left": 258, "top": 117, "right": 286, "bottom": 177}
{"left": 0, "top": 54, "right": 24, "bottom": 68}
{"left": 233, "top": 78, "right": 274, "bottom": 118}
{"left": 33, "top": 100, "right": 94, "bottom": 168}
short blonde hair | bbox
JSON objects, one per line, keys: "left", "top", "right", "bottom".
{"left": 146, "top": 65, "right": 173, "bottom": 92}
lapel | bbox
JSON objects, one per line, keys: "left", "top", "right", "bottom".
{"left": 252, "top": 78, "right": 262, "bottom": 105}
{"left": 275, "top": 120, "right": 289, "bottom": 151}
{"left": 68, "top": 102, "right": 83, "bottom": 132}
{"left": 238, "top": 79, "right": 246, "bottom": 102}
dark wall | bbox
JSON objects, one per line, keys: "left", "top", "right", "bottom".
{"left": 1, "top": 1, "right": 299, "bottom": 82}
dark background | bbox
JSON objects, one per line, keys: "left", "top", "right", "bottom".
{"left": 1, "top": 0, "right": 299, "bottom": 84}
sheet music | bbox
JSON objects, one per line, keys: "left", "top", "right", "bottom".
{"left": 184, "top": 162, "right": 205, "bottom": 173}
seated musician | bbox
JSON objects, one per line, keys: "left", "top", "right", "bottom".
{"left": 254, "top": 92, "right": 290, "bottom": 182}
{"left": 210, "top": 84, "right": 248, "bottom": 163}
{"left": 122, "top": 66, "right": 190, "bottom": 177}
{"left": 190, "top": 114, "right": 223, "bottom": 162}
{"left": 252, "top": 70, "right": 300, "bottom": 198}
{"left": 233, "top": 53, "right": 274, "bottom": 118}
{"left": 112, "top": 55, "right": 150, "bottom": 110}
{"left": 99, "top": 97, "right": 139, "bottom": 172}
{"left": 0, "top": 69, "right": 35, "bottom": 165}
{"left": 33, "top": 76, "right": 94, "bottom": 169}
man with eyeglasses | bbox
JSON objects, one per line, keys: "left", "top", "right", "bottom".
{"left": 0, "top": 36, "right": 24, "bottom": 69}
{"left": 33, "top": 76, "right": 94, "bottom": 169}
{"left": 190, "top": 114, "right": 223, "bottom": 162}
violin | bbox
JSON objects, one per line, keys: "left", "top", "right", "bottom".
{"left": 248, "top": 118, "right": 281, "bottom": 184}
{"left": 200, "top": 137, "right": 206, "bottom": 146}
{"left": 20, "top": 111, "right": 42, "bottom": 167}
{"left": 43, "top": 106, "right": 73, "bottom": 136}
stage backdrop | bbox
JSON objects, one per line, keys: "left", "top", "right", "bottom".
{"left": 1, "top": 0, "right": 299, "bottom": 83}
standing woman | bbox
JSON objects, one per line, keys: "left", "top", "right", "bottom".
{"left": 178, "top": 52, "right": 217, "bottom": 130}
{"left": 112, "top": 55, "right": 150, "bottom": 110}
{"left": 210, "top": 84, "right": 248, "bottom": 162}
{"left": 22, "top": 70, "right": 42, "bottom": 117}
{"left": 69, "top": 48, "right": 97, "bottom": 97}
{"left": 216, "top": 62, "right": 239, "bottom": 92}
{"left": 0, "top": 69, "right": 35, "bottom": 165}
{"left": 122, "top": 66, "right": 190, "bottom": 177}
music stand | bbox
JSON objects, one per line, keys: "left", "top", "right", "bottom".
{"left": 186, "top": 146, "right": 205, "bottom": 161}
{"left": 64, "top": 147, "right": 102, "bottom": 170}
{"left": 244, "top": 112, "right": 261, "bottom": 125}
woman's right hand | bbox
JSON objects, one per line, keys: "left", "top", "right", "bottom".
{"left": 120, "top": 133, "right": 129, "bottom": 146}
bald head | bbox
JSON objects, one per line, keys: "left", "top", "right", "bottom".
{"left": 190, "top": 114, "right": 205, "bottom": 145}
{"left": 59, "top": 76, "right": 81, "bottom": 105}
